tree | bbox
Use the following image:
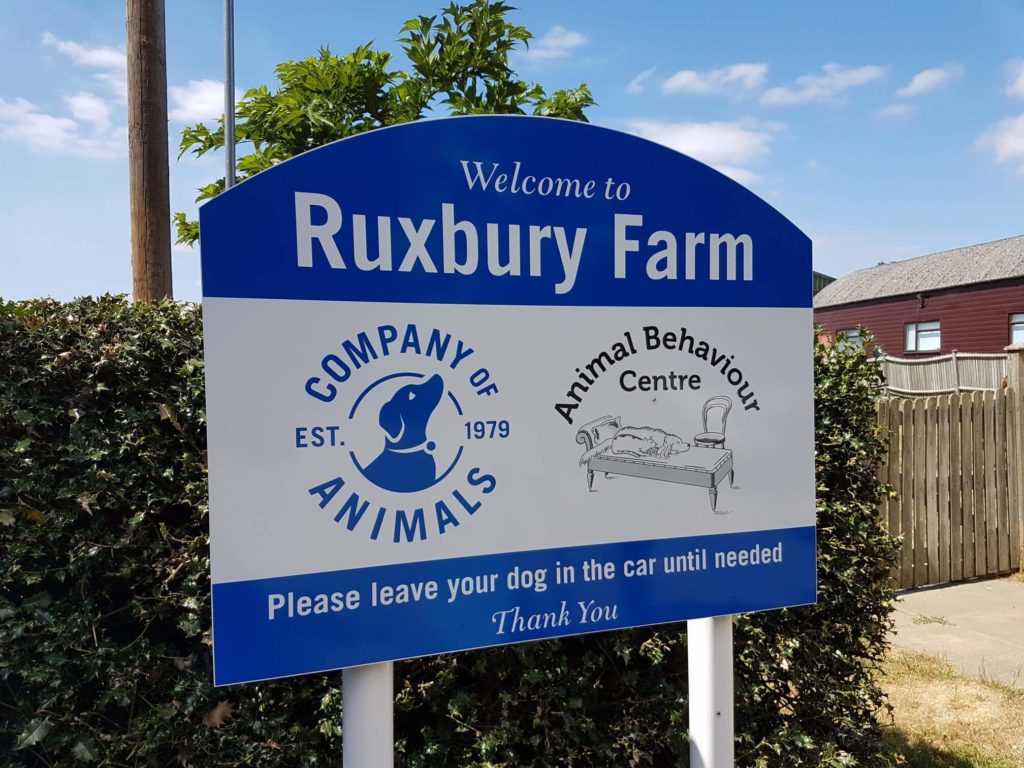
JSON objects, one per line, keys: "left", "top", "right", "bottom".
{"left": 174, "top": 0, "right": 594, "bottom": 246}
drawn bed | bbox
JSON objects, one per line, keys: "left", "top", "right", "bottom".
{"left": 575, "top": 415, "right": 734, "bottom": 513}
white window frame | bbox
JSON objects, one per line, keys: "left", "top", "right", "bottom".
{"left": 837, "top": 328, "right": 863, "bottom": 350}
{"left": 905, "top": 320, "right": 941, "bottom": 352}
{"left": 1011, "top": 313, "right": 1024, "bottom": 345}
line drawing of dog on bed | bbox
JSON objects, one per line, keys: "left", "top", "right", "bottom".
{"left": 578, "top": 425, "right": 689, "bottom": 465}
{"left": 574, "top": 402, "right": 737, "bottom": 513}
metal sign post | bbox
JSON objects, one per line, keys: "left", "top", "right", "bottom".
{"left": 342, "top": 663, "right": 394, "bottom": 767}
{"left": 688, "top": 615, "right": 735, "bottom": 767}
{"left": 223, "top": 0, "right": 235, "bottom": 190}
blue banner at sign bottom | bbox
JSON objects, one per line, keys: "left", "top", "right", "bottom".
{"left": 212, "top": 526, "right": 816, "bottom": 685}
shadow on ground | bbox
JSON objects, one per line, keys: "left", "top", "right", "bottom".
{"left": 883, "top": 730, "right": 1005, "bottom": 768}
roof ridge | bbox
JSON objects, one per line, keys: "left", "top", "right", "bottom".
{"left": 814, "top": 233, "right": 1024, "bottom": 308}
{"left": 866, "top": 233, "right": 1024, "bottom": 272}
{"left": 913, "top": 232, "right": 1024, "bottom": 259}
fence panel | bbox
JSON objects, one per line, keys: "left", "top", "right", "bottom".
{"left": 886, "top": 399, "right": 902, "bottom": 583}
{"left": 880, "top": 353, "right": 1007, "bottom": 395}
{"left": 1009, "top": 393, "right": 1021, "bottom": 572}
{"left": 996, "top": 389, "right": 1010, "bottom": 573}
{"left": 973, "top": 391, "right": 988, "bottom": 575}
{"left": 961, "top": 394, "right": 976, "bottom": 580}
{"left": 900, "top": 399, "right": 915, "bottom": 588}
{"left": 938, "top": 395, "right": 950, "bottom": 584}
{"left": 949, "top": 394, "right": 963, "bottom": 582}
{"left": 878, "top": 388, "right": 1023, "bottom": 588}
{"left": 913, "top": 398, "right": 928, "bottom": 587}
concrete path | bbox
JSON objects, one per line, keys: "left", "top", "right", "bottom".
{"left": 890, "top": 576, "right": 1024, "bottom": 688}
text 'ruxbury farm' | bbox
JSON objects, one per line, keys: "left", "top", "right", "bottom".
{"left": 292, "top": 159, "right": 755, "bottom": 295}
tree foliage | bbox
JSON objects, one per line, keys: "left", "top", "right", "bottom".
{"left": 174, "top": 1, "right": 595, "bottom": 246}
{"left": 1, "top": 299, "right": 900, "bottom": 766}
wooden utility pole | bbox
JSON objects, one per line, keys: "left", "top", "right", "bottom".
{"left": 126, "top": 0, "right": 173, "bottom": 301}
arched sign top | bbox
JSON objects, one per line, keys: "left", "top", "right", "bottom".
{"left": 200, "top": 115, "right": 810, "bottom": 309}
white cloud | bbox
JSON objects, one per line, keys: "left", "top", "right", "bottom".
{"left": 65, "top": 92, "right": 111, "bottom": 132}
{"left": 626, "top": 67, "right": 656, "bottom": 95}
{"left": 169, "top": 80, "right": 235, "bottom": 123}
{"left": 877, "top": 103, "right": 915, "bottom": 119}
{"left": 0, "top": 96, "right": 123, "bottom": 159}
{"left": 627, "top": 118, "right": 779, "bottom": 184}
{"left": 41, "top": 32, "right": 125, "bottom": 69}
{"left": 896, "top": 64, "right": 962, "bottom": 97}
{"left": 1007, "top": 60, "right": 1024, "bottom": 98}
{"left": 976, "top": 113, "right": 1024, "bottom": 173}
{"left": 93, "top": 71, "right": 128, "bottom": 102}
{"left": 761, "top": 63, "right": 886, "bottom": 106}
{"left": 521, "top": 26, "right": 587, "bottom": 62}
{"left": 0, "top": 33, "right": 129, "bottom": 158}
{"left": 708, "top": 165, "right": 762, "bottom": 185}
{"left": 662, "top": 63, "right": 768, "bottom": 95}
{"left": 42, "top": 32, "right": 127, "bottom": 100}
{"left": 0, "top": 97, "right": 76, "bottom": 147}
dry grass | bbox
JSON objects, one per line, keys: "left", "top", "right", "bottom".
{"left": 911, "top": 613, "right": 951, "bottom": 626}
{"left": 881, "top": 648, "right": 1024, "bottom": 767}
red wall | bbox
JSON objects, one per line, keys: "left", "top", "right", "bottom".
{"left": 814, "top": 278, "right": 1024, "bottom": 356}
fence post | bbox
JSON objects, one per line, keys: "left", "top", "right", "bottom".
{"left": 1004, "top": 344, "right": 1024, "bottom": 571}
{"left": 951, "top": 350, "right": 960, "bottom": 393}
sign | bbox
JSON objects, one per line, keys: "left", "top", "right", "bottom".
{"left": 201, "top": 116, "right": 815, "bottom": 686}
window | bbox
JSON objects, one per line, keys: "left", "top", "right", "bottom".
{"left": 1011, "top": 314, "right": 1024, "bottom": 345}
{"left": 837, "top": 328, "right": 863, "bottom": 350}
{"left": 905, "top": 320, "right": 940, "bottom": 352}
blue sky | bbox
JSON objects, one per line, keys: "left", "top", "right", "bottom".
{"left": 2, "top": 1, "right": 1023, "bottom": 301}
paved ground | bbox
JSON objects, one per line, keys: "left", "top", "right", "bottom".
{"left": 891, "top": 576, "right": 1024, "bottom": 688}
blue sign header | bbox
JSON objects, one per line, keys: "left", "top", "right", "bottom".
{"left": 200, "top": 116, "right": 810, "bottom": 308}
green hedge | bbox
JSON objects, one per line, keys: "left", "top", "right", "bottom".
{"left": 1, "top": 297, "right": 899, "bottom": 766}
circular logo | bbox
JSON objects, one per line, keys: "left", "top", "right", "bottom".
{"left": 301, "top": 322, "right": 503, "bottom": 543}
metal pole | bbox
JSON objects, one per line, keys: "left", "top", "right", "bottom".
{"left": 688, "top": 615, "right": 735, "bottom": 768}
{"left": 223, "top": 0, "right": 236, "bottom": 189}
{"left": 342, "top": 662, "right": 394, "bottom": 767}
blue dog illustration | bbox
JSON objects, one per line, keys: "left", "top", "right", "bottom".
{"left": 362, "top": 374, "right": 444, "bottom": 492}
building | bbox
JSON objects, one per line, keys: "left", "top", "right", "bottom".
{"left": 814, "top": 235, "right": 1024, "bottom": 356}
{"left": 812, "top": 270, "right": 835, "bottom": 295}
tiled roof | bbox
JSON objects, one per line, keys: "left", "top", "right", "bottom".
{"left": 814, "top": 235, "right": 1024, "bottom": 308}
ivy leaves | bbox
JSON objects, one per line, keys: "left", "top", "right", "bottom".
{"left": 1, "top": 306, "right": 899, "bottom": 765}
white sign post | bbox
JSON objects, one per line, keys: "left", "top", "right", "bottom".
{"left": 342, "top": 663, "right": 394, "bottom": 767}
{"left": 688, "top": 615, "right": 735, "bottom": 767}
{"left": 199, "top": 116, "right": 815, "bottom": 764}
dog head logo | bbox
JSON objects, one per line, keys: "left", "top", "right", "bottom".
{"left": 359, "top": 374, "right": 446, "bottom": 493}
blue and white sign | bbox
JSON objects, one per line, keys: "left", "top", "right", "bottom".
{"left": 201, "top": 116, "right": 816, "bottom": 686}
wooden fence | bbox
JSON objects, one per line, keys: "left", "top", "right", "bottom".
{"left": 880, "top": 352, "right": 1006, "bottom": 395}
{"left": 877, "top": 388, "right": 1023, "bottom": 589}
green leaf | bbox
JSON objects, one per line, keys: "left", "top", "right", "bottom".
{"left": 72, "top": 737, "right": 100, "bottom": 762}
{"left": 21, "top": 591, "right": 52, "bottom": 610}
{"left": 15, "top": 718, "right": 52, "bottom": 750}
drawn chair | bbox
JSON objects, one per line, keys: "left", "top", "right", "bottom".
{"left": 693, "top": 396, "right": 735, "bottom": 487}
